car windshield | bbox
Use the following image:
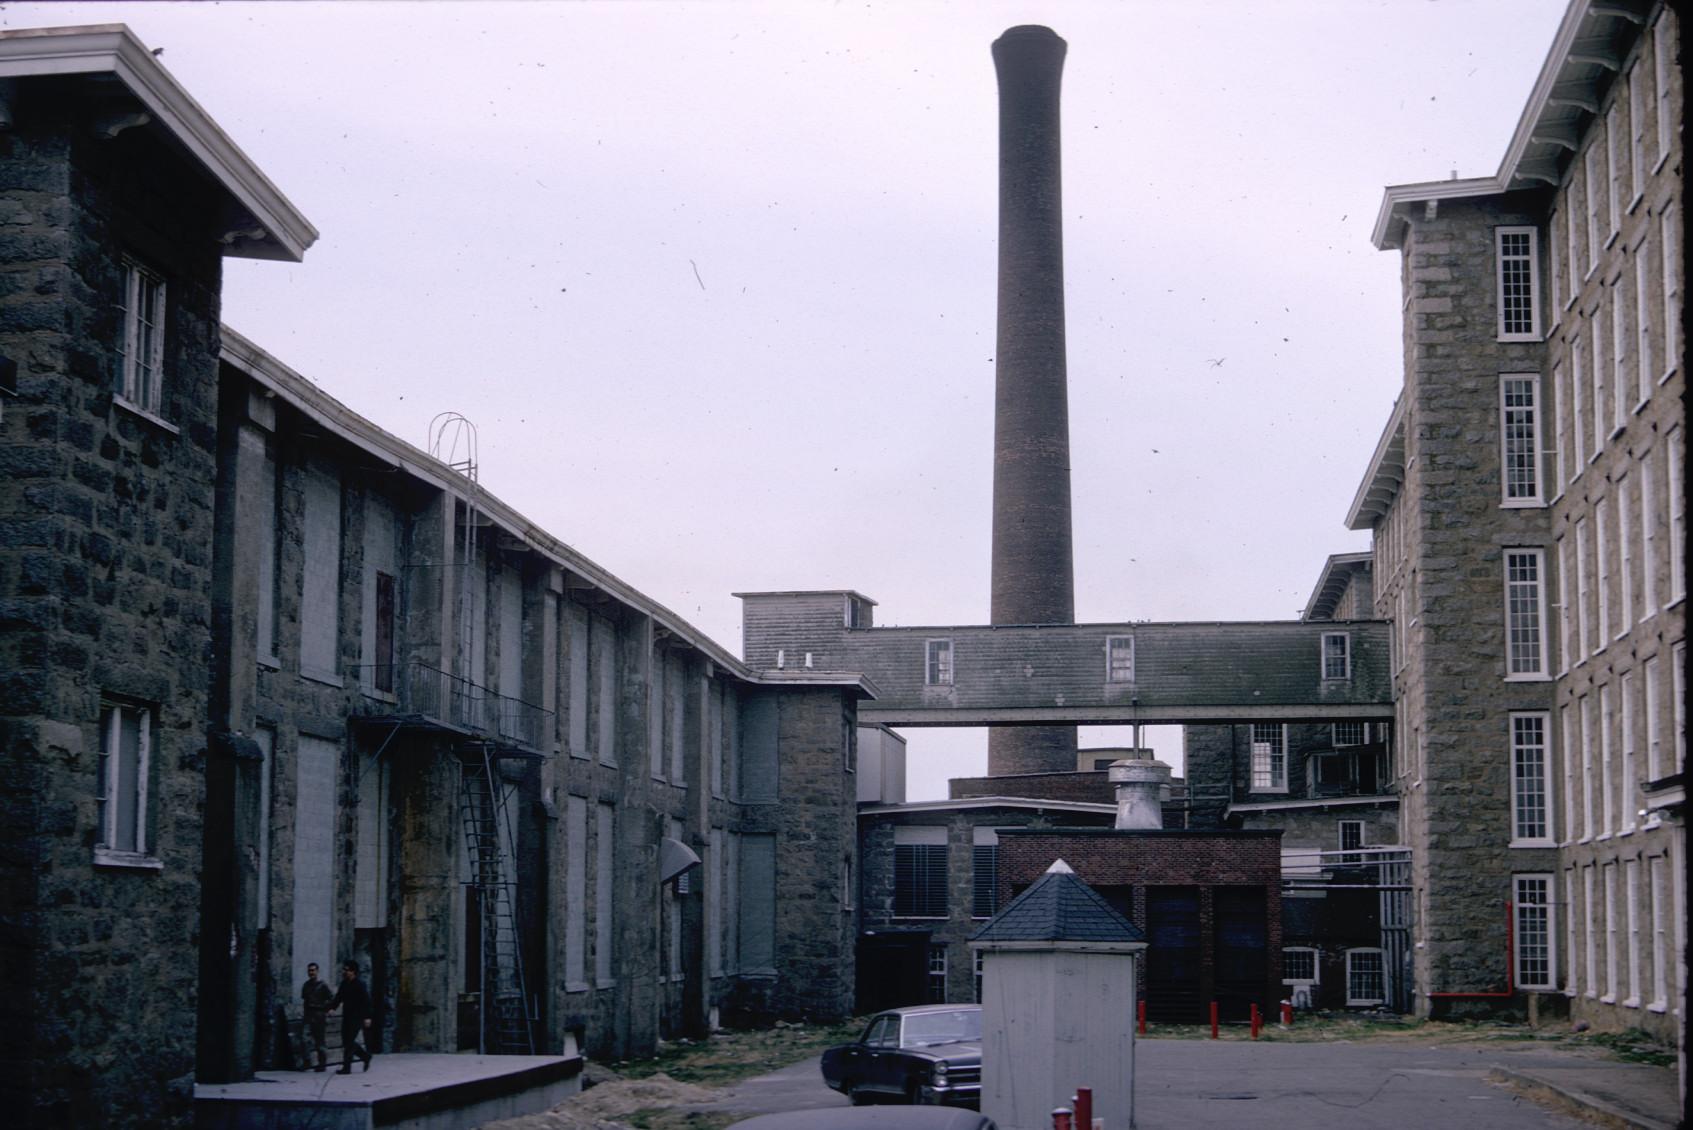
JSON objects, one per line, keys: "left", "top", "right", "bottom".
{"left": 899, "top": 1009, "right": 981, "bottom": 1048}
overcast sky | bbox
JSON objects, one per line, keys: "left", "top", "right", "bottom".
{"left": 10, "top": 0, "right": 1567, "bottom": 797}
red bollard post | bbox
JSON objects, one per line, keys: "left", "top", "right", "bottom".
{"left": 1074, "top": 1087, "right": 1092, "bottom": 1129}
{"left": 1250, "top": 1002, "right": 1261, "bottom": 1039}
{"left": 1280, "top": 1000, "right": 1293, "bottom": 1026}
{"left": 1209, "top": 1001, "right": 1219, "bottom": 1039}
{"left": 1051, "top": 1108, "right": 1073, "bottom": 1130}
{"left": 1137, "top": 999, "right": 1147, "bottom": 1035}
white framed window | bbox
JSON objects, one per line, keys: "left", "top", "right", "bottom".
{"left": 1648, "top": 855, "right": 1669, "bottom": 1009}
{"left": 1344, "top": 949, "right": 1385, "bottom": 1006}
{"left": 1283, "top": 947, "right": 1319, "bottom": 986}
{"left": 1640, "top": 446, "right": 1658, "bottom": 616}
{"left": 1338, "top": 819, "right": 1364, "bottom": 855}
{"left": 1105, "top": 634, "right": 1134, "bottom": 683}
{"left": 1654, "top": 18, "right": 1674, "bottom": 170}
{"left": 1620, "top": 671, "right": 1638, "bottom": 834}
{"left": 1629, "top": 65, "right": 1648, "bottom": 210}
{"left": 1504, "top": 549, "right": 1549, "bottom": 678}
{"left": 1499, "top": 375, "right": 1543, "bottom": 504}
{"left": 1583, "top": 864, "right": 1599, "bottom": 996}
{"left": 1599, "top": 684, "right": 1616, "bottom": 837}
{"left": 1667, "top": 431, "right": 1683, "bottom": 604}
{"left": 1585, "top": 145, "right": 1605, "bottom": 275}
{"left": 1321, "top": 632, "right": 1350, "bottom": 680}
{"left": 971, "top": 827, "right": 999, "bottom": 920}
{"left": 1636, "top": 250, "right": 1655, "bottom": 404}
{"left": 1250, "top": 723, "right": 1287, "bottom": 792}
{"left": 1580, "top": 694, "right": 1595, "bottom": 841}
{"left": 1606, "top": 103, "right": 1623, "bottom": 242}
{"left": 1549, "top": 210, "right": 1564, "bottom": 316}
{"left": 1551, "top": 362, "right": 1568, "bottom": 491}
{"left": 1603, "top": 861, "right": 1619, "bottom": 1002}
{"left": 117, "top": 257, "right": 166, "bottom": 415}
{"left": 1510, "top": 712, "right": 1554, "bottom": 846}
{"left": 894, "top": 826, "right": 949, "bottom": 918}
{"left": 1564, "top": 868, "right": 1579, "bottom": 995}
{"left": 1663, "top": 209, "right": 1680, "bottom": 378}
{"left": 1617, "top": 473, "right": 1634, "bottom": 632}
{"left": 927, "top": 944, "right": 948, "bottom": 1003}
{"left": 96, "top": 700, "right": 155, "bottom": 865}
{"left": 1561, "top": 705, "right": 1578, "bottom": 846}
{"left": 1332, "top": 722, "right": 1366, "bottom": 747}
{"left": 1644, "top": 654, "right": 1662, "bottom": 780}
{"left": 1567, "top": 163, "right": 1585, "bottom": 292}
{"left": 1496, "top": 227, "right": 1541, "bottom": 340}
{"left": 1596, "top": 498, "right": 1612, "bottom": 644}
{"left": 1556, "top": 535, "right": 1572, "bottom": 675}
{"left": 925, "top": 638, "right": 953, "bottom": 686}
{"left": 1572, "top": 336, "right": 1589, "bottom": 468}
{"left": 1611, "top": 281, "right": 1630, "bottom": 428}
{"left": 1590, "top": 312, "right": 1608, "bottom": 452}
{"left": 1514, "top": 875, "right": 1556, "bottom": 989}
{"left": 1624, "top": 858, "right": 1642, "bottom": 1007}
{"left": 1574, "top": 518, "right": 1592, "bottom": 660}
{"left": 1674, "top": 644, "right": 1686, "bottom": 778}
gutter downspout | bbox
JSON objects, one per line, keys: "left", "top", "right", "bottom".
{"left": 1427, "top": 900, "right": 1516, "bottom": 999}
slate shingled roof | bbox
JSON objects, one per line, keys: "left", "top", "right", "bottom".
{"left": 970, "top": 860, "right": 1146, "bottom": 945}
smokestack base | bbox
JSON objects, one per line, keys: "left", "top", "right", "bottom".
{"left": 1110, "top": 754, "right": 1172, "bottom": 830}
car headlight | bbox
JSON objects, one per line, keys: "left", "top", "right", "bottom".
{"left": 932, "top": 1062, "right": 948, "bottom": 1083}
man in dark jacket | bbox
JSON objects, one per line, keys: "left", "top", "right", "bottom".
{"left": 330, "top": 960, "right": 374, "bottom": 1073}
{"left": 301, "top": 962, "right": 334, "bottom": 1072}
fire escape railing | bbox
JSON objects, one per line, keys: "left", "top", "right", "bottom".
{"left": 352, "top": 661, "right": 554, "bottom": 753}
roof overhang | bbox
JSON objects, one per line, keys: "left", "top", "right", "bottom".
{"left": 1371, "top": 0, "right": 1652, "bottom": 251}
{"left": 858, "top": 797, "right": 1115, "bottom": 817}
{"left": 1344, "top": 395, "right": 1406, "bottom": 531}
{"left": 1301, "top": 552, "right": 1374, "bottom": 622}
{"left": 0, "top": 24, "right": 316, "bottom": 261}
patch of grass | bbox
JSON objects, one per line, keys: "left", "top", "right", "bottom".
{"left": 1584, "top": 1028, "right": 1676, "bottom": 1068}
{"left": 624, "top": 1111, "right": 738, "bottom": 1130}
{"left": 613, "top": 1019, "right": 866, "bottom": 1088}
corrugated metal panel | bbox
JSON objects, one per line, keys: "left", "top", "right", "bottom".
{"left": 292, "top": 736, "right": 338, "bottom": 994}
{"left": 739, "top": 833, "right": 776, "bottom": 973}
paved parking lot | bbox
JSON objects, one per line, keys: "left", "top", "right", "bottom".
{"left": 689, "top": 1036, "right": 1678, "bottom": 1129}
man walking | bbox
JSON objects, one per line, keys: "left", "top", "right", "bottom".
{"left": 330, "top": 959, "right": 374, "bottom": 1073}
{"left": 301, "top": 962, "right": 334, "bottom": 1072}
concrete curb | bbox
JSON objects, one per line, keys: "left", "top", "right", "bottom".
{"left": 1486, "top": 1065, "right": 1679, "bottom": 1130}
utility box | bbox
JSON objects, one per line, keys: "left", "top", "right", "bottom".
{"left": 971, "top": 860, "right": 1146, "bottom": 1130}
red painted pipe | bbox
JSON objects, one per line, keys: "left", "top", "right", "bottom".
{"left": 1209, "top": 1001, "right": 1218, "bottom": 1039}
{"left": 1280, "top": 1000, "right": 1293, "bottom": 1026}
{"left": 1250, "top": 1002, "right": 1261, "bottom": 1039}
{"left": 1074, "top": 1087, "right": 1092, "bottom": 1129}
{"left": 1137, "top": 999, "right": 1146, "bottom": 1035}
{"left": 1051, "top": 1108, "right": 1073, "bottom": 1130}
{"left": 1429, "top": 900, "right": 1517, "bottom": 999}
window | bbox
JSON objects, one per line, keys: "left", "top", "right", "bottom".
{"left": 1636, "top": 251, "right": 1655, "bottom": 403}
{"left": 96, "top": 701, "right": 154, "bottom": 863}
{"left": 1591, "top": 311, "right": 1608, "bottom": 450}
{"left": 971, "top": 828, "right": 999, "bottom": 919}
{"left": 565, "top": 797, "right": 587, "bottom": 989}
{"left": 1654, "top": 19, "right": 1674, "bottom": 169}
{"left": 1556, "top": 536, "right": 1572, "bottom": 674}
{"left": 1499, "top": 375, "right": 1543, "bottom": 504}
{"left": 1624, "top": 858, "right": 1641, "bottom": 1006}
{"left": 1629, "top": 65, "right": 1648, "bottom": 208}
{"left": 1599, "top": 684, "right": 1615, "bottom": 837}
{"left": 927, "top": 945, "right": 948, "bottom": 1003}
{"left": 1320, "top": 632, "right": 1350, "bottom": 680}
{"left": 1106, "top": 635, "right": 1135, "bottom": 682}
{"left": 1584, "top": 145, "right": 1604, "bottom": 275}
{"left": 1510, "top": 712, "right": 1553, "bottom": 846}
{"left": 1572, "top": 336, "right": 1589, "bottom": 467}
{"left": 1620, "top": 671, "right": 1637, "bottom": 834}
{"left": 1583, "top": 865, "right": 1599, "bottom": 996}
{"left": 1332, "top": 722, "right": 1366, "bottom": 747}
{"left": 1551, "top": 362, "right": 1568, "bottom": 491}
{"left": 300, "top": 460, "right": 342, "bottom": 684}
{"left": 1574, "top": 519, "right": 1591, "bottom": 659}
{"left": 1514, "top": 875, "right": 1556, "bottom": 990}
{"left": 256, "top": 445, "right": 281, "bottom": 663}
{"left": 1250, "top": 723, "right": 1287, "bottom": 791}
{"left": 1612, "top": 281, "right": 1630, "bottom": 427}
{"left": 1495, "top": 227, "right": 1540, "bottom": 339}
{"left": 1640, "top": 447, "right": 1658, "bottom": 615}
{"left": 925, "top": 639, "right": 953, "bottom": 686}
{"left": 1344, "top": 949, "right": 1385, "bottom": 1006}
{"left": 1648, "top": 855, "right": 1669, "bottom": 1009}
{"left": 1603, "top": 862, "right": 1619, "bottom": 1002}
{"left": 595, "top": 803, "right": 615, "bottom": 984}
{"left": 1663, "top": 209, "right": 1680, "bottom": 376}
{"left": 1338, "top": 820, "right": 1364, "bottom": 860}
{"left": 372, "top": 572, "right": 396, "bottom": 693}
{"left": 1580, "top": 695, "right": 1595, "bottom": 840}
{"left": 706, "top": 829, "right": 724, "bottom": 976}
{"left": 1606, "top": 103, "right": 1623, "bottom": 241}
{"left": 894, "top": 827, "right": 948, "bottom": 918}
{"left": 1283, "top": 947, "right": 1319, "bottom": 985}
{"left": 1667, "top": 433, "right": 1684, "bottom": 604}
{"left": 1504, "top": 549, "right": 1548, "bottom": 677}
{"left": 1550, "top": 211, "right": 1564, "bottom": 317}
{"left": 1618, "top": 473, "right": 1635, "bottom": 631}
{"left": 1643, "top": 655, "right": 1662, "bottom": 780}
{"left": 567, "top": 606, "right": 589, "bottom": 758}
{"left": 1596, "top": 499, "right": 1612, "bottom": 644}
{"left": 118, "top": 257, "right": 166, "bottom": 415}
{"left": 1567, "top": 163, "right": 1585, "bottom": 290}
{"left": 1561, "top": 704, "right": 1578, "bottom": 846}
{"left": 1564, "top": 868, "right": 1579, "bottom": 995}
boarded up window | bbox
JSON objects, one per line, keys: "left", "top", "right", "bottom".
{"left": 567, "top": 606, "right": 589, "bottom": 758}
{"left": 354, "top": 752, "right": 387, "bottom": 927}
{"left": 565, "top": 796, "right": 587, "bottom": 988}
{"left": 595, "top": 803, "right": 615, "bottom": 984}
{"left": 739, "top": 833, "right": 776, "bottom": 973}
{"left": 739, "top": 696, "right": 778, "bottom": 802}
{"left": 293, "top": 736, "right": 339, "bottom": 995}
{"left": 300, "top": 461, "right": 341, "bottom": 681}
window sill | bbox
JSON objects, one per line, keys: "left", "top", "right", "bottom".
{"left": 1505, "top": 673, "right": 1552, "bottom": 683}
{"left": 569, "top": 749, "right": 590, "bottom": 760}
{"left": 1628, "top": 193, "right": 1644, "bottom": 215}
{"left": 564, "top": 982, "right": 592, "bottom": 994}
{"left": 1658, "top": 365, "right": 1678, "bottom": 385}
{"left": 1497, "top": 334, "right": 1543, "bottom": 345}
{"left": 1500, "top": 499, "right": 1547, "bottom": 510}
{"left": 1622, "top": 997, "right": 1641, "bottom": 1009}
{"left": 300, "top": 668, "right": 345, "bottom": 689}
{"left": 1604, "top": 230, "right": 1620, "bottom": 251}
{"left": 1647, "top": 1001, "right": 1668, "bottom": 1013}
{"left": 1249, "top": 788, "right": 1290, "bottom": 796}
{"left": 114, "top": 395, "right": 180, "bottom": 435}
{"left": 258, "top": 655, "right": 281, "bottom": 671}
{"left": 1509, "top": 839, "right": 1557, "bottom": 849}
{"left": 93, "top": 847, "right": 164, "bottom": 871}
{"left": 595, "top": 979, "right": 617, "bottom": 990}
{"left": 1595, "top": 833, "right": 1613, "bottom": 842}
{"left": 1652, "top": 152, "right": 1669, "bottom": 176}
{"left": 362, "top": 688, "right": 398, "bottom": 705}
{"left": 1600, "top": 995, "right": 1617, "bottom": 1004}
{"left": 1610, "top": 423, "right": 1627, "bottom": 440}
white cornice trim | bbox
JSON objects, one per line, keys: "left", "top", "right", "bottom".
{"left": 1344, "top": 395, "right": 1407, "bottom": 531}
{"left": 1370, "top": 176, "right": 1505, "bottom": 250}
{"left": 859, "top": 798, "right": 1116, "bottom": 817}
{"left": 0, "top": 24, "right": 316, "bottom": 261}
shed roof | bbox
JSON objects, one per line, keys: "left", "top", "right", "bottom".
{"left": 969, "top": 860, "right": 1145, "bottom": 946}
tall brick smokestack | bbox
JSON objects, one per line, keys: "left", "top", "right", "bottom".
{"left": 987, "top": 25, "right": 1077, "bottom": 776}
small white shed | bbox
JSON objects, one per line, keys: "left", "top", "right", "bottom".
{"left": 969, "top": 860, "right": 1146, "bottom": 1130}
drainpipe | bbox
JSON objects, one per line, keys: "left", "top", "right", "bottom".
{"left": 1427, "top": 900, "right": 1515, "bottom": 999}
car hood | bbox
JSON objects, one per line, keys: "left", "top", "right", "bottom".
{"left": 908, "top": 1041, "right": 980, "bottom": 1063}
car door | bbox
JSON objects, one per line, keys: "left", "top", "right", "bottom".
{"left": 863, "top": 1014, "right": 902, "bottom": 1095}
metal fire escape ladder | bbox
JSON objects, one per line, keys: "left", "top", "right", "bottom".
{"left": 459, "top": 742, "right": 534, "bottom": 1054}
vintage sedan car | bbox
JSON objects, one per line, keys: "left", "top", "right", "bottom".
{"left": 820, "top": 1005, "right": 982, "bottom": 1108}
{"left": 732, "top": 1109, "right": 995, "bottom": 1129}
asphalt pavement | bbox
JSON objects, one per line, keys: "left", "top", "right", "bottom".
{"left": 687, "top": 1038, "right": 1682, "bottom": 1129}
